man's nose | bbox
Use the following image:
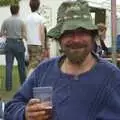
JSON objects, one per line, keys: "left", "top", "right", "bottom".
{"left": 72, "top": 37, "right": 81, "bottom": 43}
{"left": 73, "top": 38, "right": 80, "bottom": 42}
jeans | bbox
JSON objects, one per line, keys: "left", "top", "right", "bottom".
{"left": 5, "top": 38, "right": 26, "bottom": 90}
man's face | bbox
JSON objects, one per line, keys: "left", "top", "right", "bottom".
{"left": 60, "top": 29, "right": 93, "bottom": 64}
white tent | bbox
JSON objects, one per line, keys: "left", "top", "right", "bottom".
{"left": 86, "top": 0, "right": 120, "bottom": 16}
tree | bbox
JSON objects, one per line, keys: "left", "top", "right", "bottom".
{"left": 0, "top": 0, "right": 19, "bottom": 6}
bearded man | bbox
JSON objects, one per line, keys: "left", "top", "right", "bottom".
{"left": 4, "top": 1, "right": 120, "bottom": 120}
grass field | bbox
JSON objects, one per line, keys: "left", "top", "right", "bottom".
{"left": 0, "top": 66, "right": 20, "bottom": 100}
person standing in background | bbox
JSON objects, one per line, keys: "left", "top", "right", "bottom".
{"left": 0, "top": 4, "right": 26, "bottom": 91}
{"left": 25, "top": 0, "right": 45, "bottom": 74}
{"left": 94, "top": 23, "right": 108, "bottom": 56}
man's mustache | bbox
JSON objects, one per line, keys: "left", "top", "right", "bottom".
{"left": 65, "top": 43, "right": 87, "bottom": 49}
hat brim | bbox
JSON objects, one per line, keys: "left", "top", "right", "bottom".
{"left": 47, "top": 19, "right": 97, "bottom": 39}
{"left": 47, "top": 23, "right": 63, "bottom": 39}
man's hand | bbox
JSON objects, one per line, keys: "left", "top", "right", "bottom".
{"left": 25, "top": 99, "right": 52, "bottom": 120}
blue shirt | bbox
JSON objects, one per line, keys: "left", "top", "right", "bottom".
{"left": 4, "top": 55, "right": 120, "bottom": 120}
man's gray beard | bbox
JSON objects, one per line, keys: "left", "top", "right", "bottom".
{"left": 65, "top": 50, "right": 90, "bottom": 65}
{"left": 67, "top": 54, "right": 87, "bottom": 64}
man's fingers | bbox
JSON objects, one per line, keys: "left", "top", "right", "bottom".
{"left": 28, "top": 111, "right": 45, "bottom": 117}
{"left": 26, "top": 99, "right": 41, "bottom": 113}
{"left": 26, "top": 103, "right": 50, "bottom": 112}
{"left": 26, "top": 99, "right": 53, "bottom": 120}
{"left": 28, "top": 99, "right": 40, "bottom": 105}
{"left": 43, "top": 114, "right": 52, "bottom": 120}
{"left": 26, "top": 104, "right": 41, "bottom": 112}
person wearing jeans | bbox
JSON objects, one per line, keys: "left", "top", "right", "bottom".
{"left": 5, "top": 39, "right": 26, "bottom": 90}
{"left": 0, "top": 4, "right": 26, "bottom": 91}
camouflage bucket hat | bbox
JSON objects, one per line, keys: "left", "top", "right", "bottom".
{"left": 48, "top": 0, "right": 97, "bottom": 39}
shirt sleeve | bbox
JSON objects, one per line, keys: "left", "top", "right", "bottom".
{"left": 96, "top": 70, "right": 120, "bottom": 120}
{"left": 4, "top": 70, "right": 36, "bottom": 120}
{"left": 4, "top": 59, "right": 53, "bottom": 120}
{"left": 39, "top": 16, "right": 46, "bottom": 24}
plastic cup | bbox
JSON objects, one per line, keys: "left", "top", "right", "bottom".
{"left": 33, "top": 86, "right": 53, "bottom": 108}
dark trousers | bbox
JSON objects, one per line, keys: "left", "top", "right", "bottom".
{"left": 5, "top": 38, "right": 26, "bottom": 90}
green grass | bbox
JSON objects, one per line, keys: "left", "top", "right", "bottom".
{"left": 0, "top": 65, "right": 20, "bottom": 101}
